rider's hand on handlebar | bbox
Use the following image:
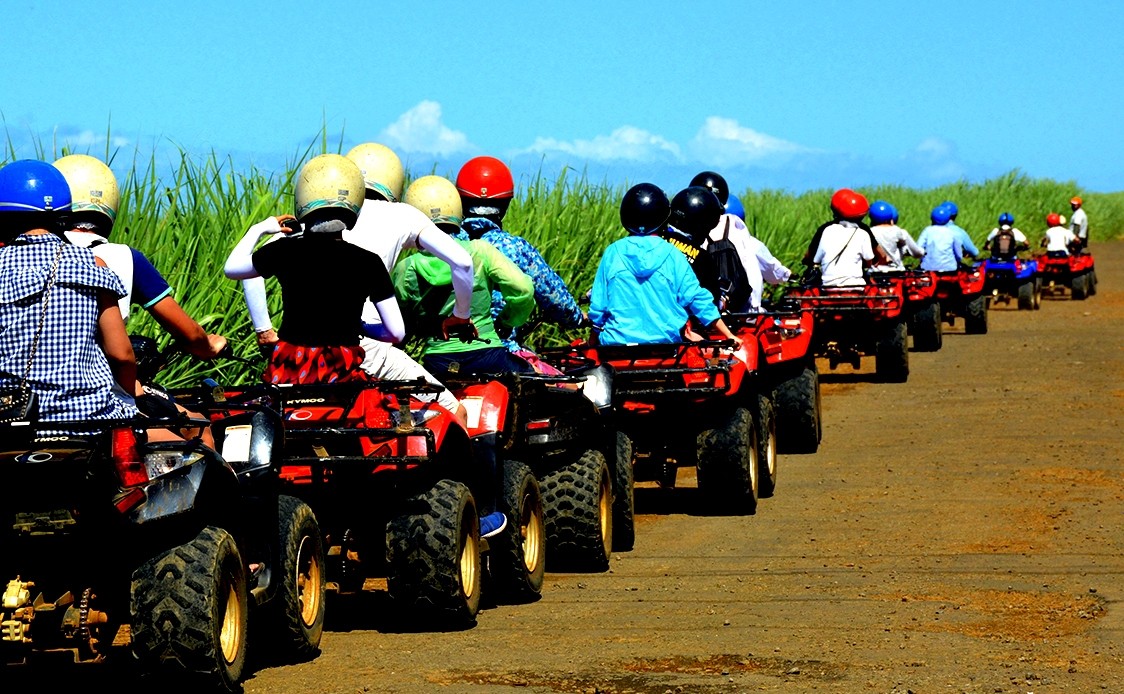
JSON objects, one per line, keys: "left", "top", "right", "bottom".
{"left": 441, "top": 315, "right": 478, "bottom": 341}
{"left": 206, "top": 334, "right": 229, "bottom": 359}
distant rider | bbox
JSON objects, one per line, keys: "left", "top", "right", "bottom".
{"left": 868, "top": 200, "right": 924, "bottom": 271}
{"left": 917, "top": 205, "right": 968, "bottom": 272}
{"left": 983, "top": 212, "right": 1028, "bottom": 260}
{"left": 807, "top": 189, "right": 883, "bottom": 286}
{"left": 1069, "top": 197, "right": 1088, "bottom": 249}
{"left": 1041, "top": 212, "right": 1079, "bottom": 258}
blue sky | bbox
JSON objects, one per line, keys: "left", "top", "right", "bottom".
{"left": 3, "top": 0, "right": 1122, "bottom": 193}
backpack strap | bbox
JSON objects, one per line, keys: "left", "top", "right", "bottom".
{"left": 722, "top": 216, "right": 731, "bottom": 242}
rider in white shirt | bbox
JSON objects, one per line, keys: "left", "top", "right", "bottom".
{"left": 812, "top": 189, "right": 876, "bottom": 287}
{"left": 1041, "top": 212, "right": 1079, "bottom": 257}
{"left": 867, "top": 200, "right": 924, "bottom": 271}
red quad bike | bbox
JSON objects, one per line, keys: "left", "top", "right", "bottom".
{"left": 1037, "top": 249, "right": 1097, "bottom": 300}
{"left": 0, "top": 345, "right": 319, "bottom": 692}
{"left": 446, "top": 370, "right": 612, "bottom": 574}
{"left": 543, "top": 309, "right": 818, "bottom": 525}
{"left": 886, "top": 269, "right": 943, "bottom": 352}
{"left": 783, "top": 274, "right": 911, "bottom": 383}
{"left": 182, "top": 378, "right": 518, "bottom": 626}
{"left": 932, "top": 262, "right": 989, "bottom": 334}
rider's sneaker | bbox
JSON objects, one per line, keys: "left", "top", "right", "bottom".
{"left": 479, "top": 511, "right": 508, "bottom": 539}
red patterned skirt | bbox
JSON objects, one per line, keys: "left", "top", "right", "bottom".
{"left": 262, "top": 340, "right": 369, "bottom": 385}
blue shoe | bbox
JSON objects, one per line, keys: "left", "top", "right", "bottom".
{"left": 480, "top": 511, "right": 508, "bottom": 539}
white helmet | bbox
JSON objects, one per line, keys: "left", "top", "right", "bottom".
{"left": 404, "top": 175, "right": 463, "bottom": 230}
{"left": 345, "top": 142, "right": 404, "bottom": 202}
{"left": 294, "top": 154, "right": 364, "bottom": 223}
{"left": 53, "top": 154, "right": 120, "bottom": 226}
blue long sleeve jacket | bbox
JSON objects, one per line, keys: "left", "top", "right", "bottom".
{"left": 590, "top": 234, "right": 719, "bottom": 346}
{"left": 917, "top": 224, "right": 966, "bottom": 272}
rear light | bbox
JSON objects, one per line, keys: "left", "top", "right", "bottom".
{"left": 112, "top": 428, "right": 149, "bottom": 488}
{"left": 526, "top": 419, "right": 551, "bottom": 431}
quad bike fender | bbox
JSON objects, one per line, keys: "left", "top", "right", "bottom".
{"left": 457, "top": 380, "right": 510, "bottom": 437}
{"left": 757, "top": 312, "right": 814, "bottom": 365}
{"left": 958, "top": 264, "right": 987, "bottom": 294}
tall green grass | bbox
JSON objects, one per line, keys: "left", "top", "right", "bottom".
{"left": 3, "top": 139, "right": 1120, "bottom": 387}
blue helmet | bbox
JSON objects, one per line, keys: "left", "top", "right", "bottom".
{"left": 998, "top": 212, "right": 1014, "bottom": 226}
{"left": 940, "top": 200, "right": 958, "bottom": 218}
{"left": 930, "top": 205, "right": 952, "bottom": 225}
{"left": 869, "top": 200, "right": 895, "bottom": 225}
{"left": 725, "top": 193, "right": 745, "bottom": 221}
{"left": 0, "top": 160, "right": 73, "bottom": 214}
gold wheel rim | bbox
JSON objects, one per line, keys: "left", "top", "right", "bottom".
{"left": 599, "top": 468, "right": 612, "bottom": 554}
{"left": 459, "top": 511, "right": 479, "bottom": 601}
{"left": 521, "top": 491, "right": 544, "bottom": 574}
{"left": 296, "top": 535, "right": 323, "bottom": 627}
{"left": 219, "top": 580, "right": 243, "bottom": 664}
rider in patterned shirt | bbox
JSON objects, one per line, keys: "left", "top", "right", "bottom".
{"left": 453, "top": 156, "right": 585, "bottom": 354}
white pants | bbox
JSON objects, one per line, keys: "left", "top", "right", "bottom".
{"left": 359, "top": 338, "right": 461, "bottom": 413}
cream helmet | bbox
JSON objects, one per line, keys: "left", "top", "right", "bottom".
{"left": 404, "top": 175, "right": 464, "bottom": 230}
{"left": 345, "top": 142, "right": 405, "bottom": 202}
{"left": 53, "top": 154, "right": 120, "bottom": 228}
{"left": 294, "top": 154, "right": 365, "bottom": 224}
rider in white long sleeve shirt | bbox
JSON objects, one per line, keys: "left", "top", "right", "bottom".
{"left": 690, "top": 173, "right": 792, "bottom": 312}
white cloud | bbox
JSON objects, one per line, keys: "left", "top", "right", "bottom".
{"left": 378, "top": 101, "right": 472, "bottom": 156}
{"left": 687, "top": 117, "right": 808, "bottom": 167}
{"left": 521, "top": 126, "right": 682, "bottom": 163}
{"left": 56, "top": 128, "right": 130, "bottom": 150}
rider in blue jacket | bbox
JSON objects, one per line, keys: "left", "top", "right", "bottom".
{"left": 589, "top": 183, "right": 741, "bottom": 347}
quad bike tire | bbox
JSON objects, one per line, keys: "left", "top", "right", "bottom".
{"left": 1017, "top": 280, "right": 1035, "bottom": 310}
{"left": 875, "top": 320, "right": 909, "bottom": 383}
{"left": 131, "top": 526, "right": 249, "bottom": 693}
{"left": 540, "top": 449, "right": 613, "bottom": 572}
{"left": 773, "top": 362, "right": 821, "bottom": 455}
{"left": 1072, "top": 273, "right": 1088, "bottom": 300}
{"left": 610, "top": 431, "right": 636, "bottom": 552}
{"left": 911, "top": 300, "right": 942, "bottom": 352}
{"left": 1033, "top": 278, "right": 1043, "bottom": 309}
{"left": 387, "top": 479, "right": 481, "bottom": 623}
{"left": 260, "top": 495, "right": 325, "bottom": 662}
{"left": 1088, "top": 269, "right": 1098, "bottom": 296}
{"left": 752, "top": 392, "right": 778, "bottom": 499}
{"left": 964, "top": 295, "right": 989, "bottom": 334}
{"left": 696, "top": 406, "right": 759, "bottom": 515}
{"left": 490, "top": 460, "right": 546, "bottom": 603}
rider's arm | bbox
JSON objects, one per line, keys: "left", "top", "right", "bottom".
{"left": 506, "top": 235, "right": 585, "bottom": 328}
{"left": 95, "top": 290, "right": 137, "bottom": 394}
{"left": 900, "top": 230, "right": 925, "bottom": 258}
{"left": 148, "top": 296, "right": 226, "bottom": 359}
{"left": 752, "top": 239, "right": 792, "bottom": 283}
{"left": 415, "top": 222, "right": 473, "bottom": 319}
{"left": 480, "top": 242, "right": 535, "bottom": 329}
{"left": 224, "top": 217, "right": 284, "bottom": 279}
{"left": 361, "top": 259, "right": 406, "bottom": 343}
{"left": 241, "top": 276, "right": 274, "bottom": 333}
{"left": 588, "top": 250, "right": 613, "bottom": 330}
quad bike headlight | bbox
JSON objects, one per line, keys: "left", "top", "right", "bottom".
{"left": 579, "top": 366, "right": 613, "bottom": 409}
{"left": 143, "top": 451, "right": 203, "bottom": 480}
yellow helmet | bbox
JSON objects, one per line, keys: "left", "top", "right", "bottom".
{"left": 293, "top": 154, "right": 364, "bottom": 222}
{"left": 345, "top": 142, "right": 404, "bottom": 202}
{"left": 53, "top": 154, "right": 120, "bottom": 224}
{"left": 404, "top": 175, "right": 463, "bottom": 229}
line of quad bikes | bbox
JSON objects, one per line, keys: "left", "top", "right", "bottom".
{"left": 0, "top": 243, "right": 1097, "bottom": 691}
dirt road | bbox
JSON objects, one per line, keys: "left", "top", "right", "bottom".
{"left": 243, "top": 243, "right": 1124, "bottom": 693}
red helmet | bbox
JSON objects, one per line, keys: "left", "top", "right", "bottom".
{"left": 455, "top": 156, "right": 514, "bottom": 200}
{"left": 830, "top": 188, "right": 869, "bottom": 219}
{"left": 1045, "top": 212, "right": 1061, "bottom": 227}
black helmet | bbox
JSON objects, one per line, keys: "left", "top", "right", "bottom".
{"left": 620, "top": 183, "right": 670, "bottom": 236}
{"left": 689, "top": 170, "right": 729, "bottom": 205}
{"left": 669, "top": 186, "right": 723, "bottom": 244}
